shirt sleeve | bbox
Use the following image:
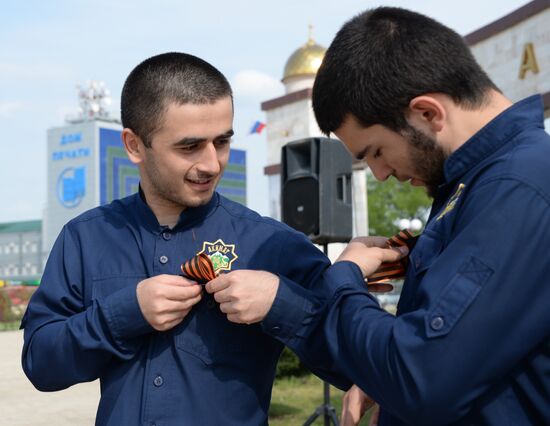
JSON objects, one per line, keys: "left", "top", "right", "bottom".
{"left": 21, "top": 225, "right": 153, "bottom": 392}
{"left": 261, "top": 229, "right": 352, "bottom": 389}
{"left": 264, "top": 177, "right": 550, "bottom": 424}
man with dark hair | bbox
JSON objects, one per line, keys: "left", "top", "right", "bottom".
{"left": 21, "top": 52, "right": 339, "bottom": 425}
{"left": 207, "top": 7, "right": 550, "bottom": 425}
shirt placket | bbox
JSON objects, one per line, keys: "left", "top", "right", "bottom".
{"left": 143, "top": 227, "right": 176, "bottom": 426}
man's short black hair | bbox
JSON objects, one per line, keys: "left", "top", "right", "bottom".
{"left": 312, "top": 7, "right": 499, "bottom": 134}
{"left": 121, "top": 52, "right": 232, "bottom": 147}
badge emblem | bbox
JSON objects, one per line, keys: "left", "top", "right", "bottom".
{"left": 437, "top": 183, "right": 465, "bottom": 221}
{"left": 198, "top": 239, "right": 238, "bottom": 273}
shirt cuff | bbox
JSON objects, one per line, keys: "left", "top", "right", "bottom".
{"left": 261, "top": 275, "right": 321, "bottom": 341}
{"left": 100, "top": 284, "right": 153, "bottom": 340}
{"left": 323, "top": 261, "right": 366, "bottom": 295}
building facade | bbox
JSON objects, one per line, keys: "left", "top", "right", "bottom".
{"left": 0, "top": 221, "right": 42, "bottom": 282}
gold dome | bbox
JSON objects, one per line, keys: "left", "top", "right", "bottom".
{"left": 283, "top": 32, "right": 326, "bottom": 82}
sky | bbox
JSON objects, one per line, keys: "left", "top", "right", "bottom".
{"left": 0, "top": 0, "right": 533, "bottom": 223}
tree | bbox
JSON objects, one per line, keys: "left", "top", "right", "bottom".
{"left": 367, "top": 172, "right": 432, "bottom": 236}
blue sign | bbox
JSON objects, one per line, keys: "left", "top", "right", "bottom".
{"left": 60, "top": 133, "right": 82, "bottom": 145}
{"left": 57, "top": 166, "right": 86, "bottom": 208}
{"left": 52, "top": 148, "right": 90, "bottom": 161}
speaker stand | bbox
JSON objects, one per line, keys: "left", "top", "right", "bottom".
{"left": 303, "top": 381, "right": 340, "bottom": 426}
{"left": 303, "top": 244, "right": 339, "bottom": 426}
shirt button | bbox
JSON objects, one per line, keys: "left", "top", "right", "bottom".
{"left": 162, "top": 231, "right": 172, "bottom": 241}
{"left": 159, "top": 255, "right": 169, "bottom": 264}
{"left": 153, "top": 375, "right": 164, "bottom": 387}
{"left": 430, "top": 316, "right": 445, "bottom": 331}
{"left": 271, "top": 325, "right": 281, "bottom": 334}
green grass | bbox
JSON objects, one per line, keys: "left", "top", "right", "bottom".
{"left": 0, "top": 321, "right": 20, "bottom": 331}
{"left": 269, "top": 374, "right": 372, "bottom": 425}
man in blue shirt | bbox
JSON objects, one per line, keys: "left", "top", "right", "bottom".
{"left": 21, "top": 52, "right": 334, "bottom": 425}
{"left": 207, "top": 7, "right": 550, "bottom": 425}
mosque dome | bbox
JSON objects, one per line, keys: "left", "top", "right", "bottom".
{"left": 282, "top": 29, "right": 326, "bottom": 82}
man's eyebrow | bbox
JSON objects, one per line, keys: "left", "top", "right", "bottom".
{"left": 172, "top": 129, "right": 234, "bottom": 147}
{"left": 214, "top": 129, "right": 234, "bottom": 140}
{"left": 173, "top": 137, "right": 206, "bottom": 146}
{"left": 356, "top": 145, "right": 370, "bottom": 160}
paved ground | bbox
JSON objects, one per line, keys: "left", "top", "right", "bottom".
{"left": 0, "top": 330, "right": 99, "bottom": 425}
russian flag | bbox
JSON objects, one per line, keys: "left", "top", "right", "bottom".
{"left": 249, "top": 121, "right": 266, "bottom": 135}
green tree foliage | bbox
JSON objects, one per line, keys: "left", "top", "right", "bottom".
{"left": 367, "top": 172, "right": 432, "bottom": 236}
{"left": 276, "top": 347, "right": 309, "bottom": 378}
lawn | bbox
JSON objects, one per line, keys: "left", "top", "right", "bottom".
{"left": 270, "top": 374, "right": 372, "bottom": 425}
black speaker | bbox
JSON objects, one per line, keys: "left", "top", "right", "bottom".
{"left": 281, "top": 137, "right": 353, "bottom": 244}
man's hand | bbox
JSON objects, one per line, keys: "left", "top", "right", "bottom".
{"left": 136, "top": 274, "right": 202, "bottom": 331}
{"left": 336, "top": 236, "right": 408, "bottom": 277}
{"left": 205, "top": 270, "right": 279, "bottom": 324}
{"left": 341, "top": 385, "right": 376, "bottom": 426}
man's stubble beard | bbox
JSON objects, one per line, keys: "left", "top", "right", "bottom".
{"left": 143, "top": 152, "right": 217, "bottom": 210}
{"left": 403, "top": 126, "right": 448, "bottom": 198}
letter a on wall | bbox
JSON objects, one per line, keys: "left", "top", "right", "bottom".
{"left": 519, "top": 42, "right": 539, "bottom": 79}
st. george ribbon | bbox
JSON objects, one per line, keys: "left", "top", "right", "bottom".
{"left": 181, "top": 253, "right": 217, "bottom": 284}
{"left": 366, "top": 229, "right": 418, "bottom": 293}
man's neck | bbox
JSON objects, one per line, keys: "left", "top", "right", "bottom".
{"left": 139, "top": 187, "right": 184, "bottom": 229}
{"left": 445, "top": 90, "right": 513, "bottom": 153}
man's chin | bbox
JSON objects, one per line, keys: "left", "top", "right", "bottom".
{"left": 183, "top": 191, "right": 215, "bottom": 208}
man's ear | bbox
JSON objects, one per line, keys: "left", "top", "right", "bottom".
{"left": 407, "top": 95, "right": 446, "bottom": 133}
{"left": 121, "top": 128, "right": 145, "bottom": 164}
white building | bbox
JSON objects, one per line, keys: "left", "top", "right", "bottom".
{"left": 262, "top": 31, "right": 369, "bottom": 241}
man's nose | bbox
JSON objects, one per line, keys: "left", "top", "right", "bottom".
{"left": 197, "top": 142, "right": 221, "bottom": 174}
{"left": 368, "top": 160, "right": 393, "bottom": 181}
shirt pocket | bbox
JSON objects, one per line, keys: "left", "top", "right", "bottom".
{"left": 91, "top": 275, "right": 146, "bottom": 302}
{"left": 425, "top": 256, "right": 493, "bottom": 338}
{"left": 174, "top": 295, "right": 277, "bottom": 366}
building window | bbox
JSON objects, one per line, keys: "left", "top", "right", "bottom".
{"left": 31, "top": 243, "right": 38, "bottom": 253}
{"left": 6, "top": 242, "right": 18, "bottom": 254}
{"left": 6, "top": 264, "right": 17, "bottom": 276}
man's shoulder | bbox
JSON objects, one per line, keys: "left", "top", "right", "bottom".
{"left": 65, "top": 194, "right": 135, "bottom": 229}
{"left": 499, "top": 129, "right": 550, "bottom": 192}
{"left": 217, "top": 194, "right": 298, "bottom": 235}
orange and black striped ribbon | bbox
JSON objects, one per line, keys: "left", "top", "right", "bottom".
{"left": 366, "top": 229, "right": 417, "bottom": 292}
{"left": 181, "top": 253, "right": 217, "bottom": 283}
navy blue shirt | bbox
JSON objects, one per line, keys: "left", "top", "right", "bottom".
{"left": 264, "top": 95, "right": 550, "bottom": 425}
{"left": 22, "top": 192, "right": 330, "bottom": 426}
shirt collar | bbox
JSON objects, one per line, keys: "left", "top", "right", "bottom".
{"left": 133, "top": 186, "right": 220, "bottom": 233}
{"left": 443, "top": 95, "right": 544, "bottom": 183}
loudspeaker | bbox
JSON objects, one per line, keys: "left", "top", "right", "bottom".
{"left": 281, "top": 137, "right": 352, "bottom": 244}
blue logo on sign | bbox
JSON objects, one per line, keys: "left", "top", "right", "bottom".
{"left": 57, "top": 167, "right": 86, "bottom": 208}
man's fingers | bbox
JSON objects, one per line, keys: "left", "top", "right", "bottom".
{"left": 163, "top": 283, "right": 202, "bottom": 301}
{"left": 380, "top": 245, "right": 408, "bottom": 262}
{"left": 168, "top": 294, "right": 202, "bottom": 311}
{"left": 368, "top": 404, "right": 380, "bottom": 426}
{"left": 205, "top": 273, "right": 231, "bottom": 294}
{"left": 227, "top": 313, "right": 246, "bottom": 324}
{"left": 212, "top": 287, "right": 233, "bottom": 304}
{"left": 351, "top": 236, "right": 390, "bottom": 248}
{"left": 154, "top": 274, "right": 198, "bottom": 286}
{"left": 219, "top": 301, "right": 239, "bottom": 315}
